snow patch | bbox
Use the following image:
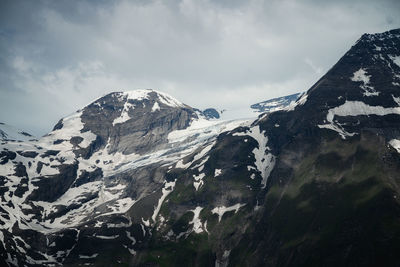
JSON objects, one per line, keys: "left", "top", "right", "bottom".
{"left": 95, "top": 234, "right": 119, "bottom": 240}
{"left": 142, "top": 218, "right": 150, "bottom": 227}
{"left": 319, "top": 101, "right": 400, "bottom": 139}
{"left": 45, "top": 111, "right": 97, "bottom": 149}
{"left": 389, "top": 55, "right": 400, "bottom": 68}
{"left": 389, "top": 139, "right": 400, "bottom": 153}
{"left": 233, "top": 126, "right": 275, "bottom": 188}
{"left": 79, "top": 254, "right": 98, "bottom": 259}
{"left": 284, "top": 92, "right": 308, "bottom": 111}
{"left": 175, "top": 159, "right": 190, "bottom": 169}
{"left": 295, "top": 92, "right": 308, "bottom": 106}
{"left": 123, "top": 90, "right": 151, "bottom": 101}
{"left": 151, "top": 102, "right": 160, "bottom": 112}
{"left": 151, "top": 180, "right": 176, "bottom": 223}
{"left": 113, "top": 100, "right": 134, "bottom": 125}
{"left": 156, "top": 91, "right": 184, "bottom": 108}
{"left": 189, "top": 206, "right": 207, "bottom": 234}
{"left": 351, "top": 68, "right": 379, "bottom": 96}
{"left": 215, "top": 250, "right": 231, "bottom": 267}
{"left": 392, "top": 95, "right": 400, "bottom": 106}
{"left": 126, "top": 231, "right": 136, "bottom": 244}
{"left": 175, "top": 142, "right": 213, "bottom": 170}
{"left": 193, "top": 173, "right": 205, "bottom": 191}
{"left": 212, "top": 203, "right": 246, "bottom": 222}
{"left": 214, "top": 169, "right": 222, "bottom": 177}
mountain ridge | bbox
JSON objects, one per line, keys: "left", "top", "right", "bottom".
{"left": 0, "top": 28, "right": 400, "bottom": 266}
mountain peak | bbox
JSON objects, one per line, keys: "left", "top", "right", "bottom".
{"left": 84, "top": 89, "right": 187, "bottom": 126}
{"left": 116, "top": 89, "right": 184, "bottom": 108}
{"left": 348, "top": 28, "right": 400, "bottom": 63}
{"left": 264, "top": 28, "right": 400, "bottom": 143}
{"left": 358, "top": 28, "right": 400, "bottom": 43}
{"left": 48, "top": 89, "right": 198, "bottom": 157}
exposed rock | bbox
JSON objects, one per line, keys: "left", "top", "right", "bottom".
{"left": 203, "top": 108, "right": 220, "bottom": 119}
{"left": 16, "top": 151, "right": 38, "bottom": 158}
{"left": 0, "top": 150, "right": 16, "bottom": 164}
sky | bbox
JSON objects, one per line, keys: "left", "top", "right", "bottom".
{"left": 1, "top": 0, "right": 399, "bottom": 136}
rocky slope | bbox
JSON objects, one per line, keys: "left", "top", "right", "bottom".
{"left": 1, "top": 28, "right": 400, "bottom": 266}
{"left": 0, "top": 89, "right": 249, "bottom": 266}
{"left": 228, "top": 28, "right": 400, "bottom": 266}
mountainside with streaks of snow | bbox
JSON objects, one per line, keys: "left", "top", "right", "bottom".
{"left": 0, "top": 89, "right": 251, "bottom": 266}
{"left": 1, "top": 29, "right": 400, "bottom": 267}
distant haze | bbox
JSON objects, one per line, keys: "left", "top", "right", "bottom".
{"left": 1, "top": 0, "right": 399, "bottom": 136}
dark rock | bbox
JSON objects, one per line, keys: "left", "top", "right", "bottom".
{"left": 28, "top": 163, "right": 79, "bottom": 202}
{"left": 70, "top": 136, "right": 84, "bottom": 146}
{"left": 18, "top": 131, "right": 32, "bottom": 137}
{"left": 17, "top": 151, "right": 38, "bottom": 158}
{"left": 73, "top": 168, "right": 103, "bottom": 187}
{"left": 53, "top": 139, "right": 64, "bottom": 145}
{"left": 14, "top": 162, "right": 27, "bottom": 177}
{"left": 0, "top": 150, "right": 16, "bottom": 164}
{"left": 52, "top": 119, "right": 64, "bottom": 131}
{"left": 36, "top": 161, "right": 43, "bottom": 174}
{"left": 203, "top": 108, "right": 220, "bottom": 119}
{"left": 40, "top": 150, "right": 60, "bottom": 158}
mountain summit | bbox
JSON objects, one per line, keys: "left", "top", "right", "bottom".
{"left": 51, "top": 89, "right": 197, "bottom": 156}
{"left": 1, "top": 29, "right": 400, "bottom": 266}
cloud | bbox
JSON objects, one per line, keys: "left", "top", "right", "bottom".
{"left": 0, "top": 0, "right": 399, "bottom": 135}
{"left": 304, "top": 58, "right": 323, "bottom": 76}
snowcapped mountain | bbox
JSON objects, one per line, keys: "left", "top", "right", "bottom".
{"left": 0, "top": 89, "right": 250, "bottom": 266}
{"left": 1, "top": 28, "right": 400, "bottom": 266}
{"left": 250, "top": 92, "right": 303, "bottom": 113}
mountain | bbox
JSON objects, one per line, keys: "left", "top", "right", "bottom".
{"left": 227, "top": 28, "right": 400, "bottom": 267}
{"left": 250, "top": 92, "right": 304, "bottom": 113}
{"left": 0, "top": 122, "right": 36, "bottom": 142}
{"left": 1, "top": 28, "right": 400, "bottom": 266}
{"left": 194, "top": 108, "right": 220, "bottom": 120}
{"left": 201, "top": 108, "right": 220, "bottom": 119}
{"left": 0, "top": 89, "right": 249, "bottom": 266}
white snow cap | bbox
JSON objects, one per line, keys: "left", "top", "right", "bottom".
{"left": 119, "top": 89, "right": 184, "bottom": 108}
{"left": 112, "top": 89, "right": 185, "bottom": 125}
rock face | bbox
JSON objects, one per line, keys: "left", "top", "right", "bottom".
{"left": 1, "top": 29, "right": 400, "bottom": 267}
{"left": 227, "top": 28, "right": 400, "bottom": 266}
{"left": 79, "top": 90, "right": 198, "bottom": 155}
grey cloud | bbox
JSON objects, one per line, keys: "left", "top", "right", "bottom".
{"left": 0, "top": 0, "right": 399, "bottom": 136}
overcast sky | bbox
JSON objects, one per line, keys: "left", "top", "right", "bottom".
{"left": 1, "top": 0, "right": 399, "bottom": 136}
